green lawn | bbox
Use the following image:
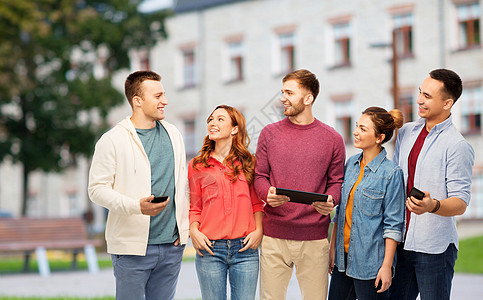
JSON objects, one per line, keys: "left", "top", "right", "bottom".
{"left": 0, "top": 254, "right": 196, "bottom": 274}
{"left": 454, "top": 234, "right": 483, "bottom": 273}
{"left": 0, "top": 256, "right": 113, "bottom": 274}
{"left": 0, "top": 235, "right": 480, "bottom": 300}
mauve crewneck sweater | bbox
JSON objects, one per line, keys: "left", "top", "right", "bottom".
{"left": 254, "top": 117, "right": 345, "bottom": 240}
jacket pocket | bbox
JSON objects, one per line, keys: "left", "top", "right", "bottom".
{"left": 361, "top": 188, "right": 384, "bottom": 216}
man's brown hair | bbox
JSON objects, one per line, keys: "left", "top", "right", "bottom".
{"left": 282, "top": 69, "right": 320, "bottom": 102}
{"left": 429, "top": 69, "right": 462, "bottom": 104}
{"left": 124, "top": 71, "right": 162, "bottom": 107}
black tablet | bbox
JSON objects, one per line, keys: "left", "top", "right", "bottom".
{"left": 275, "top": 188, "right": 328, "bottom": 205}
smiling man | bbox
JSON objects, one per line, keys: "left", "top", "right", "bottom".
{"left": 88, "top": 71, "right": 189, "bottom": 300}
{"left": 390, "top": 69, "right": 475, "bottom": 300}
{"left": 254, "top": 69, "right": 345, "bottom": 299}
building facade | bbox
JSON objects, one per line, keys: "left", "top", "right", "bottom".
{"left": 146, "top": 0, "right": 483, "bottom": 218}
{"left": 0, "top": 0, "right": 481, "bottom": 225}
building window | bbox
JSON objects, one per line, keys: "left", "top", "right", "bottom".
{"left": 67, "top": 192, "right": 79, "bottom": 215}
{"left": 228, "top": 41, "right": 244, "bottom": 82}
{"left": 184, "top": 118, "right": 197, "bottom": 159}
{"left": 393, "top": 13, "right": 413, "bottom": 58}
{"left": 136, "top": 48, "right": 151, "bottom": 71}
{"left": 27, "top": 192, "right": 40, "bottom": 217}
{"left": 279, "top": 32, "right": 295, "bottom": 74}
{"left": 457, "top": 2, "right": 480, "bottom": 49}
{"left": 182, "top": 49, "right": 196, "bottom": 88}
{"left": 461, "top": 85, "right": 482, "bottom": 135}
{"left": 334, "top": 100, "right": 353, "bottom": 143}
{"left": 140, "top": 56, "right": 150, "bottom": 71}
{"left": 333, "top": 22, "right": 351, "bottom": 67}
{"left": 399, "top": 94, "right": 415, "bottom": 123}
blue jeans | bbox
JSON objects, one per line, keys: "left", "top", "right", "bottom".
{"left": 195, "top": 238, "right": 259, "bottom": 300}
{"left": 389, "top": 243, "right": 457, "bottom": 300}
{"left": 111, "top": 243, "right": 185, "bottom": 300}
{"left": 328, "top": 257, "right": 389, "bottom": 300}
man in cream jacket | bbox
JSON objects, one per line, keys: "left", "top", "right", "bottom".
{"left": 88, "top": 71, "right": 189, "bottom": 300}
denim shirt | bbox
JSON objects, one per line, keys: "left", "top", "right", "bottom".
{"left": 393, "top": 116, "right": 475, "bottom": 254}
{"left": 333, "top": 148, "right": 405, "bottom": 280}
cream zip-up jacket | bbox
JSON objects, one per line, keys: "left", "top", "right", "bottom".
{"left": 88, "top": 117, "right": 189, "bottom": 255}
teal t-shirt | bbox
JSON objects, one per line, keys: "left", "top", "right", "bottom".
{"left": 136, "top": 121, "right": 178, "bottom": 244}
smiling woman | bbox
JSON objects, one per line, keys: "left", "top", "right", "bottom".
{"left": 328, "top": 106, "right": 405, "bottom": 300}
{"left": 188, "top": 105, "right": 264, "bottom": 300}
{"left": 207, "top": 108, "right": 239, "bottom": 147}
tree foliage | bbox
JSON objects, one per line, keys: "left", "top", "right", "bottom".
{"left": 0, "top": 0, "right": 169, "bottom": 215}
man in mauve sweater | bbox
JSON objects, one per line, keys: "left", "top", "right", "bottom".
{"left": 255, "top": 69, "right": 345, "bottom": 300}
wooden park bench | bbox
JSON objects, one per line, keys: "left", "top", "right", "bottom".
{"left": 0, "top": 217, "right": 102, "bottom": 277}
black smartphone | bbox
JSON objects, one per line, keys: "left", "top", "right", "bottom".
{"left": 409, "top": 187, "right": 424, "bottom": 200}
{"left": 151, "top": 196, "right": 169, "bottom": 203}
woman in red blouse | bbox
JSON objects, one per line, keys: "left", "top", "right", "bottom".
{"left": 188, "top": 105, "right": 264, "bottom": 300}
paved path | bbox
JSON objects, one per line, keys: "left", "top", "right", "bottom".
{"left": 0, "top": 261, "right": 482, "bottom": 299}
{"left": 1, "top": 220, "right": 482, "bottom": 299}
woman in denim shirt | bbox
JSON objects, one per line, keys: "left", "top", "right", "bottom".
{"left": 328, "top": 107, "right": 406, "bottom": 300}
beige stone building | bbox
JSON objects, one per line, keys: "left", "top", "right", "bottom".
{"left": 145, "top": 0, "right": 483, "bottom": 219}
{"left": 0, "top": 0, "right": 481, "bottom": 227}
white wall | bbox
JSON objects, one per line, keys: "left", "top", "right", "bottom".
{"left": 1, "top": 0, "right": 481, "bottom": 220}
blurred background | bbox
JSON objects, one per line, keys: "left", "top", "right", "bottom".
{"left": 0, "top": 0, "right": 482, "bottom": 235}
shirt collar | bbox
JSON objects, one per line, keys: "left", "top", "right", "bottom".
{"left": 354, "top": 148, "right": 387, "bottom": 173}
{"left": 208, "top": 154, "right": 223, "bottom": 166}
{"left": 431, "top": 114, "right": 453, "bottom": 133}
{"left": 208, "top": 154, "right": 241, "bottom": 168}
{"left": 412, "top": 115, "right": 453, "bottom": 134}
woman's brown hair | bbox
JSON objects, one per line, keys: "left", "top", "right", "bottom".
{"left": 192, "top": 105, "right": 256, "bottom": 185}
{"left": 362, "top": 106, "right": 404, "bottom": 144}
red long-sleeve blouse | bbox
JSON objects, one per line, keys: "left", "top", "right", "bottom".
{"left": 188, "top": 157, "right": 264, "bottom": 240}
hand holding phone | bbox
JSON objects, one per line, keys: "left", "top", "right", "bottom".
{"left": 409, "top": 187, "right": 424, "bottom": 200}
{"left": 151, "top": 196, "right": 169, "bottom": 203}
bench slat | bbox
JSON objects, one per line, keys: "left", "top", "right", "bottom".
{"left": 0, "top": 239, "right": 102, "bottom": 252}
{"left": 0, "top": 217, "right": 102, "bottom": 251}
{"left": 0, "top": 217, "right": 102, "bottom": 276}
{"left": 0, "top": 217, "right": 90, "bottom": 243}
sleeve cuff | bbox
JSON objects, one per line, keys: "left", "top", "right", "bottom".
{"left": 383, "top": 229, "right": 402, "bottom": 243}
{"left": 189, "top": 214, "right": 201, "bottom": 225}
{"left": 253, "top": 205, "right": 265, "bottom": 213}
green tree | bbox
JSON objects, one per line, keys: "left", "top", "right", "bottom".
{"left": 0, "top": 0, "right": 169, "bottom": 215}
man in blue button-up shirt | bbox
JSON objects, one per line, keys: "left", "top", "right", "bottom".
{"left": 390, "top": 69, "right": 475, "bottom": 300}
